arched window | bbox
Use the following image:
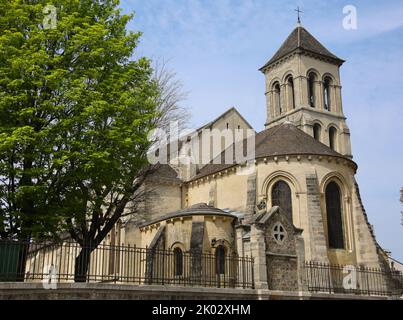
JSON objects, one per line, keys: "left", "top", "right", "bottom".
{"left": 273, "top": 82, "right": 282, "bottom": 116}
{"left": 308, "top": 73, "right": 317, "bottom": 108}
{"left": 173, "top": 247, "right": 183, "bottom": 276}
{"left": 215, "top": 245, "right": 226, "bottom": 275}
{"left": 313, "top": 124, "right": 322, "bottom": 142}
{"left": 325, "top": 182, "right": 344, "bottom": 249}
{"left": 329, "top": 126, "right": 337, "bottom": 151}
{"left": 323, "top": 77, "right": 332, "bottom": 111}
{"left": 287, "top": 76, "right": 295, "bottom": 109}
{"left": 271, "top": 180, "right": 293, "bottom": 222}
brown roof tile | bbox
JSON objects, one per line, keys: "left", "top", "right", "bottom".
{"left": 190, "top": 123, "right": 352, "bottom": 181}
{"left": 260, "top": 26, "right": 344, "bottom": 70}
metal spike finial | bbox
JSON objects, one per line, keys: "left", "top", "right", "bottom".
{"left": 295, "top": 6, "right": 303, "bottom": 25}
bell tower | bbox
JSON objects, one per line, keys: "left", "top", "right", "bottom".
{"left": 260, "top": 23, "right": 353, "bottom": 158}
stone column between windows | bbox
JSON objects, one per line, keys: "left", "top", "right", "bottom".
{"left": 295, "top": 75, "right": 309, "bottom": 107}
{"left": 269, "top": 90, "right": 276, "bottom": 120}
{"left": 343, "top": 195, "right": 355, "bottom": 252}
{"left": 266, "top": 90, "right": 274, "bottom": 121}
{"left": 334, "top": 85, "right": 343, "bottom": 114}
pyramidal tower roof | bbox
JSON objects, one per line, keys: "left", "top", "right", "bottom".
{"left": 260, "top": 25, "right": 344, "bottom": 71}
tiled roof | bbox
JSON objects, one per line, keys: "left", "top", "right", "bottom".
{"left": 260, "top": 26, "right": 344, "bottom": 70}
{"left": 139, "top": 203, "right": 236, "bottom": 227}
{"left": 190, "top": 123, "right": 352, "bottom": 181}
{"left": 147, "top": 164, "right": 182, "bottom": 183}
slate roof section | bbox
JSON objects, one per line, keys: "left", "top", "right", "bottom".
{"left": 147, "top": 164, "right": 182, "bottom": 183}
{"left": 139, "top": 203, "right": 237, "bottom": 228}
{"left": 254, "top": 123, "right": 342, "bottom": 158}
{"left": 190, "top": 123, "right": 354, "bottom": 181}
{"left": 260, "top": 26, "right": 344, "bottom": 70}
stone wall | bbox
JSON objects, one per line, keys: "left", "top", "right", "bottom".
{"left": 305, "top": 174, "right": 329, "bottom": 262}
{"left": 266, "top": 256, "right": 298, "bottom": 291}
{"left": 0, "top": 283, "right": 395, "bottom": 300}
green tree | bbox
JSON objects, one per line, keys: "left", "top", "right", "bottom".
{"left": 0, "top": 1, "right": 178, "bottom": 281}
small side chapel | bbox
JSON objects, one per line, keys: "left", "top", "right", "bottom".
{"left": 118, "top": 22, "right": 391, "bottom": 290}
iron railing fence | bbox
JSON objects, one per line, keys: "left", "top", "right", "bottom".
{"left": 0, "top": 240, "right": 254, "bottom": 289}
{"left": 305, "top": 261, "right": 403, "bottom": 297}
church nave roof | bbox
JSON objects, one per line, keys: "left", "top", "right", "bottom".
{"left": 190, "top": 122, "right": 354, "bottom": 181}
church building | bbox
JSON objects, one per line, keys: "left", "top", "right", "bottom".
{"left": 119, "top": 23, "right": 392, "bottom": 292}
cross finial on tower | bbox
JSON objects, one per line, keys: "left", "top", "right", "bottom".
{"left": 295, "top": 6, "right": 303, "bottom": 25}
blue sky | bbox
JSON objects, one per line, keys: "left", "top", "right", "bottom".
{"left": 120, "top": 0, "right": 403, "bottom": 261}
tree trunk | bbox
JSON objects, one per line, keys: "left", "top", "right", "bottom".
{"left": 74, "top": 246, "right": 92, "bottom": 283}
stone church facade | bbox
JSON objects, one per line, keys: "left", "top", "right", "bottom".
{"left": 119, "top": 24, "right": 391, "bottom": 291}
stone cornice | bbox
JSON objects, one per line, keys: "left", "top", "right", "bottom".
{"left": 265, "top": 107, "right": 346, "bottom": 127}
{"left": 261, "top": 49, "right": 344, "bottom": 74}
{"left": 186, "top": 154, "right": 357, "bottom": 186}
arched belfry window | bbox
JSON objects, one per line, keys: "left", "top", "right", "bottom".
{"left": 308, "top": 73, "right": 317, "bottom": 108}
{"left": 325, "top": 182, "right": 344, "bottom": 249}
{"left": 273, "top": 82, "right": 282, "bottom": 116}
{"left": 323, "top": 77, "right": 332, "bottom": 111}
{"left": 287, "top": 76, "right": 295, "bottom": 109}
{"left": 271, "top": 180, "right": 293, "bottom": 222}
{"left": 329, "top": 126, "right": 337, "bottom": 151}
{"left": 173, "top": 247, "right": 183, "bottom": 276}
{"left": 313, "top": 124, "right": 322, "bottom": 142}
{"left": 215, "top": 245, "right": 226, "bottom": 275}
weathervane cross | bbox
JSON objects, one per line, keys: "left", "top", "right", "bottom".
{"left": 295, "top": 6, "right": 303, "bottom": 24}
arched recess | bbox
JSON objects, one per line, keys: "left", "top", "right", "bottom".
{"left": 281, "top": 71, "right": 295, "bottom": 83}
{"left": 320, "top": 172, "right": 349, "bottom": 197}
{"left": 211, "top": 239, "right": 231, "bottom": 254}
{"left": 271, "top": 180, "right": 293, "bottom": 222}
{"left": 313, "top": 123, "right": 322, "bottom": 142}
{"left": 171, "top": 242, "right": 186, "bottom": 276}
{"left": 268, "top": 77, "right": 282, "bottom": 91}
{"left": 326, "top": 123, "right": 340, "bottom": 132}
{"left": 328, "top": 126, "right": 338, "bottom": 151}
{"left": 171, "top": 242, "right": 186, "bottom": 252}
{"left": 319, "top": 172, "right": 353, "bottom": 251}
{"left": 321, "top": 73, "right": 337, "bottom": 84}
{"left": 306, "top": 69, "right": 320, "bottom": 108}
{"left": 261, "top": 171, "right": 301, "bottom": 196}
{"left": 285, "top": 74, "right": 295, "bottom": 110}
{"left": 325, "top": 181, "right": 344, "bottom": 249}
{"left": 210, "top": 240, "right": 231, "bottom": 276}
{"left": 272, "top": 82, "right": 282, "bottom": 116}
{"left": 215, "top": 245, "right": 226, "bottom": 275}
{"left": 261, "top": 171, "right": 301, "bottom": 224}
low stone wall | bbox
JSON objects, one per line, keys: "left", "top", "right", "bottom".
{"left": 0, "top": 283, "right": 399, "bottom": 300}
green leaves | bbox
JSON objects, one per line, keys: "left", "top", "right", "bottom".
{"left": 0, "top": 0, "right": 159, "bottom": 241}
